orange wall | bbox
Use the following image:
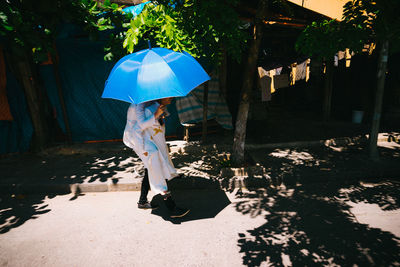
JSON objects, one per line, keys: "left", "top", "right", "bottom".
{"left": 287, "top": 0, "right": 347, "bottom": 21}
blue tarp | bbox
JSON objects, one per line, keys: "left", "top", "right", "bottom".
{"left": 46, "top": 37, "right": 182, "bottom": 141}
{"left": 1, "top": 35, "right": 182, "bottom": 154}
{"left": 0, "top": 67, "right": 33, "bottom": 154}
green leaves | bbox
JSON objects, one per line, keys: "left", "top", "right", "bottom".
{"left": 297, "top": 0, "right": 400, "bottom": 59}
{"left": 121, "top": 2, "right": 194, "bottom": 54}
{"left": 296, "top": 20, "right": 344, "bottom": 59}
{"left": 88, "top": 0, "right": 247, "bottom": 66}
{"left": 342, "top": 0, "right": 400, "bottom": 53}
{"left": 1, "top": 0, "right": 101, "bottom": 62}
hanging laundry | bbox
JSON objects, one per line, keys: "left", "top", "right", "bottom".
{"left": 290, "top": 63, "right": 296, "bottom": 85}
{"left": 273, "top": 74, "right": 289, "bottom": 89}
{"left": 338, "top": 51, "right": 345, "bottom": 60}
{"left": 275, "top": 67, "right": 283, "bottom": 75}
{"left": 334, "top": 54, "right": 339, "bottom": 67}
{"left": 306, "top": 59, "right": 311, "bottom": 82}
{"left": 345, "top": 48, "right": 352, "bottom": 68}
{"left": 258, "top": 67, "right": 273, "bottom": 102}
{"left": 261, "top": 76, "right": 272, "bottom": 101}
{"left": 0, "top": 47, "right": 13, "bottom": 121}
{"left": 295, "top": 60, "right": 307, "bottom": 81}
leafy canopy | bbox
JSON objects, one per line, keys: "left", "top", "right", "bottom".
{"left": 92, "top": 0, "right": 248, "bottom": 66}
{"left": 0, "top": 0, "right": 98, "bottom": 62}
{"left": 296, "top": 0, "right": 400, "bottom": 59}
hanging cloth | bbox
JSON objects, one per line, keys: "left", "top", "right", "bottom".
{"left": 295, "top": 60, "right": 308, "bottom": 81}
{"left": 273, "top": 74, "right": 290, "bottom": 89}
{"left": 257, "top": 67, "right": 273, "bottom": 101}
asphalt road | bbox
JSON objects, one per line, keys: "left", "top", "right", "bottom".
{"left": 1, "top": 184, "right": 400, "bottom": 267}
{"left": 0, "top": 190, "right": 265, "bottom": 267}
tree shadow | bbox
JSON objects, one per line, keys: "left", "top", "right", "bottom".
{"left": 249, "top": 140, "right": 400, "bottom": 188}
{"left": 0, "top": 146, "right": 142, "bottom": 233}
{"left": 231, "top": 139, "right": 400, "bottom": 266}
{"left": 0, "top": 141, "right": 229, "bottom": 232}
{"left": 235, "top": 181, "right": 400, "bottom": 266}
{"left": 0, "top": 193, "right": 53, "bottom": 234}
{"left": 150, "top": 177, "right": 231, "bottom": 224}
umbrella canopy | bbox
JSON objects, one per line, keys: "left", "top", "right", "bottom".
{"left": 102, "top": 47, "right": 211, "bottom": 104}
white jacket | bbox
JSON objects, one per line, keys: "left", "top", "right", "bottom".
{"left": 123, "top": 102, "right": 177, "bottom": 195}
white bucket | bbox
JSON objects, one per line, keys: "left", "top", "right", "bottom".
{"left": 352, "top": 110, "right": 364, "bottom": 123}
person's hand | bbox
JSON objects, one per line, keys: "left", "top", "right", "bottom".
{"left": 155, "top": 105, "right": 166, "bottom": 119}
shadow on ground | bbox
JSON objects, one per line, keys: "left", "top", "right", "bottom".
{"left": 150, "top": 177, "right": 231, "bottom": 224}
{"left": 248, "top": 139, "right": 400, "bottom": 188}
{"left": 0, "top": 147, "right": 142, "bottom": 233}
{"left": 0, "top": 193, "right": 53, "bottom": 234}
{"left": 1, "top": 128, "right": 399, "bottom": 235}
{"left": 235, "top": 180, "right": 400, "bottom": 266}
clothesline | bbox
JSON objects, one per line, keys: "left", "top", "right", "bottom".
{"left": 257, "top": 58, "right": 311, "bottom": 102}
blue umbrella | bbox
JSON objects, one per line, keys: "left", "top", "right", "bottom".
{"left": 102, "top": 47, "right": 211, "bottom": 104}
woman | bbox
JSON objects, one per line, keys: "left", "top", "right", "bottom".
{"left": 123, "top": 97, "right": 189, "bottom": 218}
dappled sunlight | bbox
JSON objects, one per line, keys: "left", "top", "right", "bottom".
{"left": 339, "top": 181, "right": 400, "bottom": 211}
{"left": 269, "top": 149, "right": 320, "bottom": 166}
{"left": 249, "top": 139, "right": 400, "bottom": 189}
{"left": 0, "top": 150, "right": 141, "bottom": 233}
{"left": 347, "top": 201, "right": 400, "bottom": 238}
{"left": 170, "top": 142, "right": 225, "bottom": 179}
{"left": 0, "top": 194, "right": 52, "bottom": 234}
{"left": 235, "top": 181, "right": 400, "bottom": 266}
{"left": 179, "top": 163, "right": 213, "bottom": 179}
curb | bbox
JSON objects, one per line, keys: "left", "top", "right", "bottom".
{"left": 41, "top": 133, "right": 397, "bottom": 156}
{"left": 0, "top": 180, "right": 143, "bottom": 195}
{"left": 2, "top": 166, "right": 399, "bottom": 195}
{"left": 245, "top": 134, "right": 398, "bottom": 150}
{"left": 0, "top": 176, "right": 223, "bottom": 195}
{"left": 1, "top": 133, "right": 398, "bottom": 195}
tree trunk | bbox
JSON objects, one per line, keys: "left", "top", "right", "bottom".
{"left": 202, "top": 81, "right": 209, "bottom": 143}
{"left": 322, "top": 60, "right": 333, "bottom": 121}
{"left": 51, "top": 53, "right": 72, "bottom": 144}
{"left": 17, "top": 58, "right": 48, "bottom": 151}
{"left": 232, "top": 0, "right": 268, "bottom": 165}
{"left": 369, "top": 40, "right": 389, "bottom": 160}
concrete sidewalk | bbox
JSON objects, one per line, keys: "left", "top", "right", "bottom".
{"left": 0, "top": 133, "right": 399, "bottom": 195}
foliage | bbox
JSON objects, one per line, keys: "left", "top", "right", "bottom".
{"left": 342, "top": 0, "right": 400, "bottom": 53}
{"left": 296, "top": 0, "right": 400, "bottom": 58}
{"left": 296, "top": 20, "right": 345, "bottom": 59}
{"left": 0, "top": 0, "right": 98, "bottom": 62}
{"left": 296, "top": 19, "right": 369, "bottom": 59}
{"left": 91, "top": 0, "right": 248, "bottom": 66}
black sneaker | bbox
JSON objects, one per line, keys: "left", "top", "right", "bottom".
{"left": 170, "top": 207, "right": 190, "bottom": 218}
{"left": 138, "top": 201, "right": 159, "bottom": 210}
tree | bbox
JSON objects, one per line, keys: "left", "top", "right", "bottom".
{"left": 0, "top": 0, "right": 98, "bottom": 150}
{"left": 93, "top": 0, "right": 248, "bottom": 65}
{"left": 231, "top": 0, "right": 268, "bottom": 165}
{"left": 342, "top": 0, "right": 400, "bottom": 159}
{"left": 91, "top": 0, "right": 249, "bottom": 146}
{"left": 296, "top": 19, "right": 364, "bottom": 121}
{"left": 296, "top": 0, "right": 400, "bottom": 160}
